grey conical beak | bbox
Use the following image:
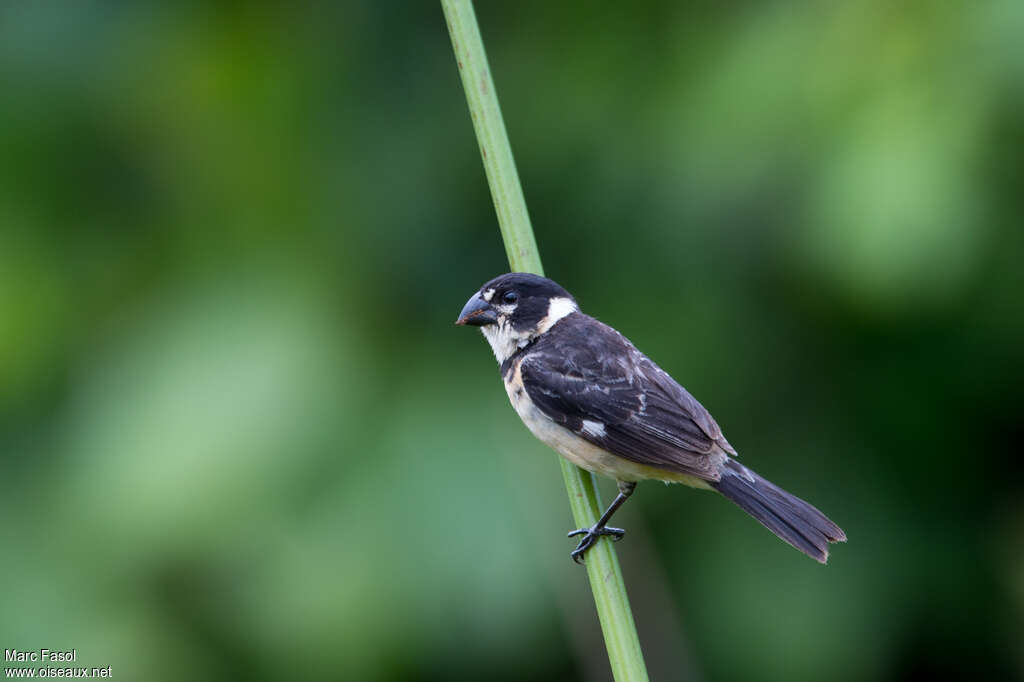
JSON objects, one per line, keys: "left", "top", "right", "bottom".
{"left": 456, "top": 294, "right": 498, "bottom": 326}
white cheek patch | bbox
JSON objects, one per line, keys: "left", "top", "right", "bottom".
{"left": 537, "top": 296, "right": 578, "bottom": 334}
{"left": 581, "top": 420, "right": 606, "bottom": 438}
{"left": 478, "top": 295, "right": 576, "bottom": 365}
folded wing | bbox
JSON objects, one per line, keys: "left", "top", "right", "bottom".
{"left": 520, "top": 315, "right": 736, "bottom": 482}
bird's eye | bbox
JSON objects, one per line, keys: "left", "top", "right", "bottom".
{"left": 502, "top": 291, "right": 519, "bottom": 304}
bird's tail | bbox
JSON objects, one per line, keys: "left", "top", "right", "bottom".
{"left": 710, "top": 459, "right": 846, "bottom": 563}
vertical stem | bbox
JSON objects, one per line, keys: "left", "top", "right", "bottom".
{"left": 441, "top": 2, "right": 649, "bottom": 680}
{"left": 441, "top": 0, "right": 541, "bottom": 273}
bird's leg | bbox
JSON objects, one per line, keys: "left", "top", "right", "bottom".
{"left": 567, "top": 481, "right": 636, "bottom": 563}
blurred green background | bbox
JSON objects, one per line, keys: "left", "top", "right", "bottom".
{"left": 2, "top": 1, "right": 1022, "bottom": 680}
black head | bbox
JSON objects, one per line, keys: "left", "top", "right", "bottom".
{"left": 455, "top": 273, "right": 577, "bottom": 334}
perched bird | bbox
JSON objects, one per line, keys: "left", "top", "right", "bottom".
{"left": 456, "top": 272, "right": 846, "bottom": 564}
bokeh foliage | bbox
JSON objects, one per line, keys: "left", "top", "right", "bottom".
{"left": 1, "top": 2, "right": 1022, "bottom": 681}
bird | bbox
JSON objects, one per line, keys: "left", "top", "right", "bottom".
{"left": 456, "top": 272, "right": 846, "bottom": 564}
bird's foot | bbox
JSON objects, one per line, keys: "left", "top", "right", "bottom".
{"left": 567, "top": 525, "right": 626, "bottom": 564}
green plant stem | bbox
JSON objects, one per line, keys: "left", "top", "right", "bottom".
{"left": 441, "top": 2, "right": 649, "bottom": 680}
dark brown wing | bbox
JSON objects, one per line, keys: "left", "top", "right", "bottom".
{"left": 520, "top": 313, "right": 736, "bottom": 481}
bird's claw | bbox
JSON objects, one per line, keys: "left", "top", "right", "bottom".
{"left": 567, "top": 525, "right": 626, "bottom": 563}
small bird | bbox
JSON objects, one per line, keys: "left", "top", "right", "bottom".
{"left": 456, "top": 272, "right": 846, "bottom": 564}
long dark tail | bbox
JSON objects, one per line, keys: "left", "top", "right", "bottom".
{"left": 711, "top": 459, "right": 846, "bottom": 563}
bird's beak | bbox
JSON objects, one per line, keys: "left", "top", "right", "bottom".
{"left": 456, "top": 294, "right": 498, "bottom": 326}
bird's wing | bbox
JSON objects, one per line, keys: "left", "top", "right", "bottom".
{"left": 520, "top": 316, "right": 736, "bottom": 481}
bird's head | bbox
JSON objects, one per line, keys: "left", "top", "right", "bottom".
{"left": 456, "top": 272, "right": 578, "bottom": 363}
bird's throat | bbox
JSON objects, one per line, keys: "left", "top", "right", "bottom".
{"left": 481, "top": 319, "right": 533, "bottom": 365}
